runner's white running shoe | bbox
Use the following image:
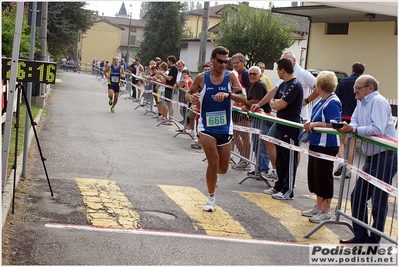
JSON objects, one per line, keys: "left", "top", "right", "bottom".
{"left": 203, "top": 196, "right": 216, "bottom": 212}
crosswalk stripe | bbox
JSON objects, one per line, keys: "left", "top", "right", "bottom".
{"left": 236, "top": 191, "right": 339, "bottom": 244}
{"left": 75, "top": 178, "right": 140, "bottom": 229}
{"left": 158, "top": 185, "right": 251, "bottom": 238}
{"left": 303, "top": 194, "right": 398, "bottom": 239}
{"left": 76, "top": 179, "right": 393, "bottom": 242}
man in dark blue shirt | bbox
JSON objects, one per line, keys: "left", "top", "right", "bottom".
{"left": 334, "top": 62, "right": 365, "bottom": 178}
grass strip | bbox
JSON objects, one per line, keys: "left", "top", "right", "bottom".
{"left": 6, "top": 104, "right": 41, "bottom": 178}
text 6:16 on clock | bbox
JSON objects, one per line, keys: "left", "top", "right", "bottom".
{"left": 2, "top": 58, "right": 57, "bottom": 84}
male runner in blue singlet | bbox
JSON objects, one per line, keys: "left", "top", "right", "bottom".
{"left": 104, "top": 57, "right": 125, "bottom": 113}
{"left": 185, "top": 46, "right": 247, "bottom": 212}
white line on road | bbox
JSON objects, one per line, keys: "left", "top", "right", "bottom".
{"left": 45, "top": 222, "right": 311, "bottom": 247}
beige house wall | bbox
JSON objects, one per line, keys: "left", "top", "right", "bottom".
{"left": 77, "top": 21, "right": 121, "bottom": 65}
{"left": 122, "top": 26, "right": 144, "bottom": 60}
{"left": 120, "top": 25, "right": 144, "bottom": 47}
{"left": 120, "top": 27, "right": 128, "bottom": 46}
{"left": 185, "top": 15, "right": 221, "bottom": 37}
{"left": 307, "top": 21, "right": 397, "bottom": 100}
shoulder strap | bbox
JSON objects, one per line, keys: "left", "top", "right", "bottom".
{"left": 311, "top": 94, "right": 339, "bottom": 122}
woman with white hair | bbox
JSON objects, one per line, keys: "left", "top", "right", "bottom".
{"left": 301, "top": 71, "right": 342, "bottom": 223}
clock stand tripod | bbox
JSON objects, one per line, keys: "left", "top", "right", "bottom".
{"left": 8, "top": 82, "right": 53, "bottom": 214}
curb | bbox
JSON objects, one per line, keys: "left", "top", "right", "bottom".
{"left": 2, "top": 109, "right": 44, "bottom": 229}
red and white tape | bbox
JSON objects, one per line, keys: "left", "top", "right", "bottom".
{"left": 232, "top": 125, "right": 397, "bottom": 198}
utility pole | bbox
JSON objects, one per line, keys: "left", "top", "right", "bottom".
{"left": 38, "top": 1, "right": 48, "bottom": 95}
{"left": 126, "top": 4, "right": 132, "bottom": 64}
{"left": 22, "top": 2, "right": 39, "bottom": 177}
{"left": 198, "top": 2, "right": 210, "bottom": 67}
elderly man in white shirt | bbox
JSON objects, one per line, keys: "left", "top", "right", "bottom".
{"left": 337, "top": 74, "right": 397, "bottom": 244}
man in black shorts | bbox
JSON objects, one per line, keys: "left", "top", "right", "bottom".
{"left": 185, "top": 46, "right": 246, "bottom": 212}
{"left": 104, "top": 57, "right": 125, "bottom": 113}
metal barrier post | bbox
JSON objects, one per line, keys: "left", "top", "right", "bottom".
{"left": 119, "top": 75, "right": 130, "bottom": 97}
{"left": 173, "top": 88, "right": 193, "bottom": 139}
{"left": 133, "top": 84, "right": 148, "bottom": 110}
{"left": 304, "top": 134, "right": 398, "bottom": 245}
{"left": 143, "top": 81, "right": 157, "bottom": 116}
{"left": 304, "top": 136, "right": 355, "bottom": 238}
{"left": 156, "top": 87, "right": 179, "bottom": 128}
{"left": 231, "top": 108, "right": 253, "bottom": 168}
{"left": 238, "top": 118, "right": 271, "bottom": 186}
{"left": 124, "top": 75, "right": 133, "bottom": 99}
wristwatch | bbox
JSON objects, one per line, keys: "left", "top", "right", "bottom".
{"left": 227, "top": 92, "right": 232, "bottom": 98}
{"left": 305, "top": 98, "right": 310, "bottom": 104}
{"left": 352, "top": 127, "right": 357, "bottom": 134}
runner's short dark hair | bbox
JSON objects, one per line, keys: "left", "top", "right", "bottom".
{"left": 211, "top": 46, "right": 229, "bottom": 58}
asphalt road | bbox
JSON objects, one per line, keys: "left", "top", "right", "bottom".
{"left": 2, "top": 71, "right": 360, "bottom": 266}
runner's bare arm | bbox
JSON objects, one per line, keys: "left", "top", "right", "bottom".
{"left": 104, "top": 66, "right": 110, "bottom": 79}
{"left": 214, "top": 72, "right": 247, "bottom": 103}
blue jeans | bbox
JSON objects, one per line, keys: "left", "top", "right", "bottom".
{"left": 351, "top": 150, "right": 397, "bottom": 243}
{"left": 251, "top": 119, "right": 271, "bottom": 173}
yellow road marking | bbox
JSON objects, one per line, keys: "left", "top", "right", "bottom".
{"left": 236, "top": 191, "right": 340, "bottom": 244}
{"left": 304, "top": 194, "right": 398, "bottom": 240}
{"left": 74, "top": 179, "right": 394, "bottom": 242}
{"left": 158, "top": 185, "right": 251, "bottom": 238}
{"left": 75, "top": 178, "right": 140, "bottom": 229}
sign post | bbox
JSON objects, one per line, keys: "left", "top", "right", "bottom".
{"left": 22, "top": 1, "right": 40, "bottom": 177}
{"left": 2, "top": 3, "right": 25, "bottom": 191}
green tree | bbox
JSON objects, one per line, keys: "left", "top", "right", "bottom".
{"left": 215, "top": 3, "right": 295, "bottom": 67}
{"left": 47, "top": 2, "right": 94, "bottom": 60}
{"left": 139, "top": 2, "right": 150, "bottom": 19}
{"left": 1, "top": 3, "right": 32, "bottom": 58}
{"left": 137, "top": 2, "right": 186, "bottom": 65}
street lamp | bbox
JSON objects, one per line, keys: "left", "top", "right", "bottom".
{"left": 126, "top": 4, "right": 132, "bottom": 64}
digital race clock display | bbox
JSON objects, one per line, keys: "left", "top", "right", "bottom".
{"left": 2, "top": 58, "right": 57, "bottom": 84}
